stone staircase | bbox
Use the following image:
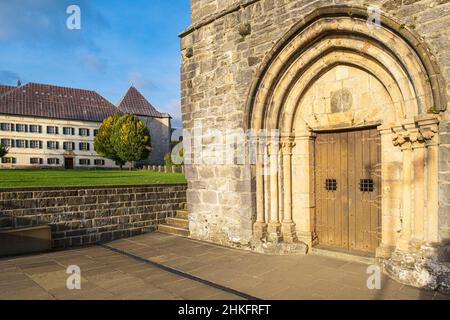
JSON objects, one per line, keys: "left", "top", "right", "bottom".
{"left": 157, "top": 205, "right": 190, "bottom": 237}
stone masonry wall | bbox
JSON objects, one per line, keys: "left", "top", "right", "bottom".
{"left": 180, "top": 0, "right": 450, "bottom": 247}
{"left": 0, "top": 184, "right": 187, "bottom": 248}
{"left": 440, "top": 120, "right": 450, "bottom": 256}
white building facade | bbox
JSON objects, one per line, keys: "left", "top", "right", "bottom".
{"left": 0, "top": 115, "right": 116, "bottom": 169}
{"left": 0, "top": 83, "right": 171, "bottom": 168}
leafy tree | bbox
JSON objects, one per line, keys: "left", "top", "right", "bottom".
{"left": 110, "top": 114, "right": 151, "bottom": 168}
{"left": 94, "top": 113, "right": 125, "bottom": 168}
{"left": 0, "top": 144, "right": 8, "bottom": 158}
{"left": 164, "top": 153, "right": 173, "bottom": 167}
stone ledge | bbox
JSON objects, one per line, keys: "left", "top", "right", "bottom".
{"left": 0, "top": 183, "right": 187, "bottom": 193}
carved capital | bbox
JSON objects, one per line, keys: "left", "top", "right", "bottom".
{"left": 392, "top": 131, "right": 410, "bottom": 147}
{"left": 266, "top": 142, "right": 280, "bottom": 157}
{"left": 419, "top": 124, "right": 438, "bottom": 145}
{"left": 392, "top": 122, "right": 438, "bottom": 149}
{"left": 280, "top": 138, "right": 296, "bottom": 155}
{"left": 409, "top": 129, "right": 425, "bottom": 149}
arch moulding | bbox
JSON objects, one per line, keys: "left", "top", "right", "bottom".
{"left": 247, "top": 5, "right": 443, "bottom": 263}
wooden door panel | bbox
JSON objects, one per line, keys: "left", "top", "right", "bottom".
{"left": 327, "top": 133, "right": 336, "bottom": 247}
{"left": 314, "top": 128, "right": 381, "bottom": 253}
{"left": 361, "top": 130, "right": 372, "bottom": 251}
{"left": 369, "top": 129, "right": 381, "bottom": 251}
{"left": 332, "top": 133, "right": 340, "bottom": 247}
{"left": 315, "top": 135, "right": 328, "bottom": 244}
{"left": 348, "top": 130, "right": 357, "bottom": 250}
{"left": 354, "top": 130, "right": 364, "bottom": 251}
{"left": 339, "top": 132, "right": 349, "bottom": 249}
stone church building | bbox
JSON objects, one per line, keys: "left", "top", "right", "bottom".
{"left": 180, "top": 0, "right": 450, "bottom": 290}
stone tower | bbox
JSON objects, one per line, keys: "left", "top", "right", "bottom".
{"left": 180, "top": 0, "right": 450, "bottom": 291}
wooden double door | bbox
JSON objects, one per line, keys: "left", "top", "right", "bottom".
{"left": 64, "top": 158, "right": 74, "bottom": 169}
{"left": 314, "top": 128, "right": 381, "bottom": 253}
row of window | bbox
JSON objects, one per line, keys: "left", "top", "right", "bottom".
{"left": 1, "top": 157, "right": 106, "bottom": 166}
{"left": 1, "top": 139, "right": 91, "bottom": 151}
{"left": 0, "top": 123, "right": 98, "bottom": 136}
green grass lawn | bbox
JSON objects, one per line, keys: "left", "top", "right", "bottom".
{"left": 0, "top": 169, "right": 186, "bottom": 188}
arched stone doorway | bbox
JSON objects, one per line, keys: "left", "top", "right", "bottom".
{"left": 247, "top": 6, "right": 446, "bottom": 260}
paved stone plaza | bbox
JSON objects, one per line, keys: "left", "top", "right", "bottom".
{"left": 0, "top": 232, "right": 448, "bottom": 300}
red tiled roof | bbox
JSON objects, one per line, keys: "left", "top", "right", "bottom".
{"left": 0, "top": 83, "right": 118, "bottom": 122}
{"left": 117, "top": 86, "right": 169, "bottom": 118}
{"left": 0, "top": 85, "right": 16, "bottom": 96}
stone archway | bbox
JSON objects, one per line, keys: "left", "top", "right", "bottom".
{"left": 247, "top": 6, "right": 444, "bottom": 261}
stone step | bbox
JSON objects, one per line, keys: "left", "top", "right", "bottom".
{"left": 0, "top": 225, "right": 52, "bottom": 257}
{"left": 166, "top": 217, "right": 189, "bottom": 229}
{"left": 0, "top": 217, "right": 13, "bottom": 229}
{"left": 311, "top": 246, "right": 376, "bottom": 265}
{"left": 176, "top": 210, "right": 188, "bottom": 219}
{"left": 175, "top": 210, "right": 189, "bottom": 220}
{"left": 158, "top": 224, "right": 190, "bottom": 237}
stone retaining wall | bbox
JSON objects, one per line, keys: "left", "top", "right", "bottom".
{"left": 0, "top": 184, "right": 187, "bottom": 248}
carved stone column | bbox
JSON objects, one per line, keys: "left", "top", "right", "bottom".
{"left": 391, "top": 117, "right": 440, "bottom": 252}
{"left": 292, "top": 131, "right": 316, "bottom": 246}
{"left": 267, "top": 141, "right": 282, "bottom": 243}
{"left": 376, "top": 125, "right": 398, "bottom": 258}
{"left": 392, "top": 123, "right": 414, "bottom": 252}
{"left": 253, "top": 137, "right": 267, "bottom": 240}
{"left": 281, "top": 136, "right": 297, "bottom": 243}
{"left": 417, "top": 116, "right": 439, "bottom": 244}
{"left": 410, "top": 126, "right": 426, "bottom": 248}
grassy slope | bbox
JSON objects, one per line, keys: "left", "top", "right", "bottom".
{"left": 0, "top": 169, "right": 186, "bottom": 188}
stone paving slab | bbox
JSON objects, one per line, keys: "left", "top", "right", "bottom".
{"left": 0, "top": 243, "right": 238, "bottom": 300}
{"left": 106, "top": 233, "right": 450, "bottom": 300}
{"left": 0, "top": 232, "right": 449, "bottom": 300}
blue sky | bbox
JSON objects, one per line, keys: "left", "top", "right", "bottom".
{"left": 0, "top": 0, "right": 191, "bottom": 127}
